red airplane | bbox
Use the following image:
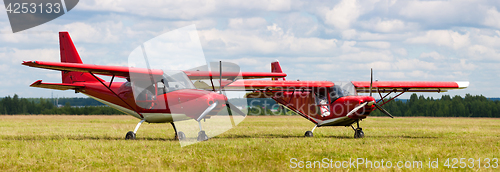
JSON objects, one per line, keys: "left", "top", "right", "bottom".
{"left": 22, "top": 32, "right": 286, "bottom": 141}
{"left": 23, "top": 32, "right": 468, "bottom": 140}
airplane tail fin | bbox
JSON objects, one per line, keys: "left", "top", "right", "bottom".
{"left": 59, "top": 32, "right": 101, "bottom": 83}
{"left": 271, "top": 60, "right": 286, "bottom": 81}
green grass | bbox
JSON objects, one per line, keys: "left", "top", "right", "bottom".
{"left": 0, "top": 115, "right": 499, "bottom": 171}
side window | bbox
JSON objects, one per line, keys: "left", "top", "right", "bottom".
{"left": 315, "top": 88, "right": 329, "bottom": 105}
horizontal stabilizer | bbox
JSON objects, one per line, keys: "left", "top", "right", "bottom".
{"left": 30, "top": 80, "right": 84, "bottom": 91}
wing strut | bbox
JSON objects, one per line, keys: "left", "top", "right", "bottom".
{"left": 89, "top": 72, "right": 144, "bottom": 119}
{"left": 377, "top": 89, "right": 407, "bottom": 106}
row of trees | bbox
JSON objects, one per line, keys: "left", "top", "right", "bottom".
{"left": 244, "top": 94, "right": 500, "bottom": 117}
{"left": 0, "top": 95, "right": 124, "bottom": 115}
{"left": 0, "top": 94, "right": 498, "bottom": 117}
{"left": 371, "top": 94, "right": 500, "bottom": 117}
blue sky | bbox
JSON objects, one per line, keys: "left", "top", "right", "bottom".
{"left": 0, "top": 0, "right": 499, "bottom": 99}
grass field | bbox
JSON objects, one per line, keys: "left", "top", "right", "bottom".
{"left": 0, "top": 115, "right": 499, "bottom": 171}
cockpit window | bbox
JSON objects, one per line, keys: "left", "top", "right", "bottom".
{"left": 329, "top": 81, "right": 357, "bottom": 102}
{"left": 157, "top": 70, "right": 196, "bottom": 94}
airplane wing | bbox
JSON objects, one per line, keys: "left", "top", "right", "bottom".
{"left": 183, "top": 71, "right": 287, "bottom": 80}
{"left": 23, "top": 61, "right": 286, "bottom": 80}
{"left": 22, "top": 61, "right": 164, "bottom": 79}
{"left": 351, "top": 81, "right": 469, "bottom": 93}
{"left": 224, "top": 80, "right": 334, "bottom": 90}
{"left": 29, "top": 80, "right": 84, "bottom": 90}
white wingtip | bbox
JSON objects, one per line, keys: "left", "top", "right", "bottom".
{"left": 456, "top": 81, "right": 469, "bottom": 88}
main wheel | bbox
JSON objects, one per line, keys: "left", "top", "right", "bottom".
{"left": 354, "top": 128, "right": 364, "bottom": 138}
{"left": 125, "top": 131, "right": 136, "bottom": 140}
{"left": 304, "top": 131, "right": 313, "bottom": 137}
{"left": 197, "top": 131, "right": 208, "bottom": 141}
{"left": 176, "top": 131, "right": 186, "bottom": 141}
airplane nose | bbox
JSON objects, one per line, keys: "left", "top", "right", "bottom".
{"left": 206, "top": 93, "right": 227, "bottom": 106}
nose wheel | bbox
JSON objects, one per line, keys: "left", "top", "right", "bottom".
{"left": 197, "top": 131, "right": 208, "bottom": 141}
{"left": 351, "top": 120, "right": 364, "bottom": 138}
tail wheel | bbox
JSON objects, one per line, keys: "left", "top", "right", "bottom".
{"left": 304, "top": 131, "right": 313, "bottom": 137}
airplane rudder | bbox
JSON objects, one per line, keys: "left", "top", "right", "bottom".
{"left": 59, "top": 32, "right": 83, "bottom": 64}
{"left": 271, "top": 60, "right": 286, "bottom": 81}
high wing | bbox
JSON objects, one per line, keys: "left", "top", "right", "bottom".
{"left": 352, "top": 81, "right": 469, "bottom": 93}
{"left": 23, "top": 61, "right": 286, "bottom": 80}
{"left": 183, "top": 71, "right": 287, "bottom": 80}
{"left": 22, "top": 61, "right": 164, "bottom": 79}
{"left": 224, "top": 80, "right": 334, "bottom": 90}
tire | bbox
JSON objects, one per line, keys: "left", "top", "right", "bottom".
{"left": 177, "top": 131, "right": 186, "bottom": 141}
{"left": 304, "top": 131, "right": 314, "bottom": 137}
{"left": 354, "top": 128, "right": 364, "bottom": 138}
{"left": 197, "top": 131, "right": 208, "bottom": 141}
{"left": 125, "top": 131, "right": 136, "bottom": 140}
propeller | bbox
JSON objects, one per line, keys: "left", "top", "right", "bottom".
{"left": 216, "top": 61, "right": 247, "bottom": 118}
{"left": 369, "top": 68, "right": 394, "bottom": 118}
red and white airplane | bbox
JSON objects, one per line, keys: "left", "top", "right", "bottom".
{"left": 23, "top": 32, "right": 468, "bottom": 140}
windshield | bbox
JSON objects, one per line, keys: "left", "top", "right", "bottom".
{"left": 157, "top": 70, "right": 196, "bottom": 94}
{"left": 330, "top": 81, "right": 357, "bottom": 102}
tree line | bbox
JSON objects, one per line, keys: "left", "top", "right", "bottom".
{"left": 370, "top": 93, "right": 500, "bottom": 118}
{"left": 245, "top": 94, "right": 500, "bottom": 117}
{"left": 0, "top": 94, "right": 124, "bottom": 115}
{"left": 0, "top": 93, "right": 498, "bottom": 117}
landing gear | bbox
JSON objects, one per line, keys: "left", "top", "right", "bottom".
{"left": 197, "top": 131, "right": 208, "bottom": 141}
{"left": 170, "top": 122, "right": 186, "bottom": 141}
{"left": 354, "top": 128, "right": 364, "bottom": 138}
{"left": 125, "top": 119, "right": 145, "bottom": 140}
{"left": 304, "top": 125, "right": 318, "bottom": 137}
{"left": 125, "top": 131, "right": 136, "bottom": 140}
{"left": 177, "top": 131, "right": 186, "bottom": 140}
{"left": 351, "top": 120, "right": 364, "bottom": 138}
{"left": 305, "top": 131, "right": 313, "bottom": 137}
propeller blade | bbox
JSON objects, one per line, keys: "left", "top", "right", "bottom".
{"left": 374, "top": 103, "right": 394, "bottom": 118}
{"left": 225, "top": 101, "right": 246, "bottom": 117}
{"left": 346, "top": 102, "right": 368, "bottom": 118}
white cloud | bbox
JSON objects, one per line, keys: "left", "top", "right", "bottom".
{"left": 419, "top": 51, "right": 446, "bottom": 60}
{"left": 483, "top": 7, "right": 500, "bottom": 28}
{"left": 324, "top": 0, "right": 361, "bottom": 30}
{"left": 0, "top": 48, "right": 59, "bottom": 63}
{"left": 359, "top": 41, "right": 391, "bottom": 49}
{"left": 467, "top": 45, "right": 500, "bottom": 61}
{"left": 405, "top": 30, "right": 470, "bottom": 49}
{"left": 360, "top": 18, "right": 418, "bottom": 33}
{"left": 228, "top": 17, "right": 268, "bottom": 29}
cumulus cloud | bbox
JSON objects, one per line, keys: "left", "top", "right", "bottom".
{"left": 324, "top": 0, "right": 361, "bottom": 30}
{"left": 419, "top": 51, "right": 446, "bottom": 60}
{"left": 484, "top": 7, "right": 500, "bottom": 29}
{"left": 228, "top": 17, "right": 268, "bottom": 29}
{"left": 405, "top": 30, "right": 470, "bottom": 49}
{"left": 360, "top": 18, "right": 419, "bottom": 33}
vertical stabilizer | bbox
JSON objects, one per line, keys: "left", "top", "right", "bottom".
{"left": 59, "top": 32, "right": 100, "bottom": 83}
{"left": 271, "top": 60, "right": 286, "bottom": 81}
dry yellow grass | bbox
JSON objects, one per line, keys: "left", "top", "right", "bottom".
{"left": 0, "top": 115, "right": 498, "bottom": 171}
